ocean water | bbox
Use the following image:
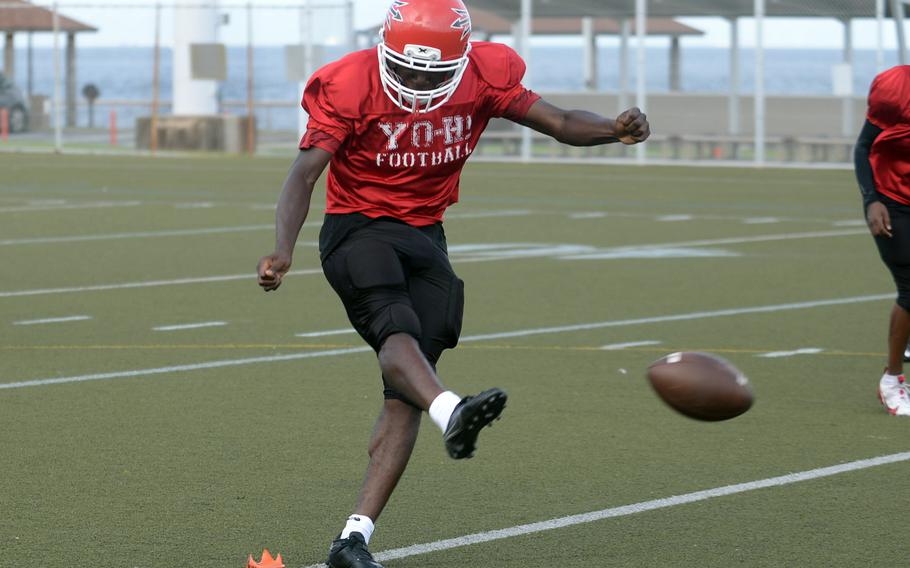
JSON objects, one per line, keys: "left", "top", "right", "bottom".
{"left": 10, "top": 45, "right": 897, "bottom": 129}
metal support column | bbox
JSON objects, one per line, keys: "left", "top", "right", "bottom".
{"left": 65, "top": 32, "right": 76, "bottom": 127}
{"left": 754, "top": 0, "right": 766, "bottom": 165}
{"left": 3, "top": 32, "right": 13, "bottom": 80}
{"left": 582, "top": 17, "right": 597, "bottom": 91}
{"left": 520, "top": 0, "right": 532, "bottom": 162}
{"left": 877, "top": 0, "right": 886, "bottom": 71}
{"left": 669, "top": 36, "right": 681, "bottom": 91}
{"left": 635, "top": 0, "right": 647, "bottom": 164}
{"left": 52, "top": 2, "right": 63, "bottom": 151}
{"left": 619, "top": 18, "right": 630, "bottom": 114}
{"left": 841, "top": 19, "right": 854, "bottom": 137}
{"left": 893, "top": 0, "right": 907, "bottom": 64}
{"left": 298, "top": 0, "right": 314, "bottom": 141}
{"left": 728, "top": 17, "right": 740, "bottom": 136}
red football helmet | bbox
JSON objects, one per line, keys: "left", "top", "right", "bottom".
{"left": 378, "top": 0, "right": 473, "bottom": 113}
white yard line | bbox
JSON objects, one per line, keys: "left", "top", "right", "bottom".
{"left": 445, "top": 210, "right": 533, "bottom": 220}
{"left": 758, "top": 348, "right": 825, "bottom": 358}
{"left": 13, "top": 315, "right": 92, "bottom": 326}
{"left": 0, "top": 201, "right": 141, "bottom": 214}
{"left": 0, "top": 228, "right": 872, "bottom": 298}
{"left": 0, "top": 268, "right": 323, "bottom": 298}
{"left": 607, "top": 229, "right": 867, "bottom": 252}
{"left": 153, "top": 322, "right": 227, "bottom": 332}
{"left": 600, "top": 340, "right": 662, "bottom": 350}
{"left": 0, "top": 211, "right": 527, "bottom": 247}
{"left": 568, "top": 212, "right": 608, "bottom": 219}
{"left": 0, "top": 347, "right": 371, "bottom": 390}
{"left": 295, "top": 329, "right": 357, "bottom": 338}
{"left": 459, "top": 294, "right": 893, "bottom": 343}
{"left": 299, "top": 451, "right": 910, "bottom": 568}
{"left": 0, "top": 293, "right": 892, "bottom": 391}
{"left": 0, "top": 224, "right": 275, "bottom": 246}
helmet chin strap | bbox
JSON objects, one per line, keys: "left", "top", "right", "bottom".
{"left": 377, "top": 43, "right": 470, "bottom": 114}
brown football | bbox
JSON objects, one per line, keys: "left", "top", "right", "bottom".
{"left": 646, "top": 352, "right": 754, "bottom": 421}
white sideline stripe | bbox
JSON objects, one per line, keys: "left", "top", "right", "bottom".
{"left": 0, "top": 228, "right": 867, "bottom": 297}
{"left": 0, "top": 224, "right": 274, "bottom": 246}
{"left": 0, "top": 347, "right": 372, "bottom": 390}
{"left": 0, "top": 201, "right": 141, "bottom": 213}
{"left": 833, "top": 219, "right": 867, "bottom": 227}
{"left": 612, "top": 229, "right": 866, "bottom": 252}
{"left": 600, "top": 340, "right": 661, "bottom": 350}
{"left": 0, "top": 268, "right": 324, "bottom": 298}
{"left": 0, "top": 293, "right": 893, "bottom": 391}
{"left": 295, "top": 328, "right": 357, "bottom": 338}
{"left": 758, "top": 347, "right": 824, "bottom": 358}
{"left": 445, "top": 209, "right": 532, "bottom": 220}
{"left": 458, "top": 294, "right": 894, "bottom": 342}
{"left": 153, "top": 321, "right": 227, "bottom": 332}
{"left": 300, "top": 451, "right": 910, "bottom": 568}
{"left": 13, "top": 315, "right": 92, "bottom": 326}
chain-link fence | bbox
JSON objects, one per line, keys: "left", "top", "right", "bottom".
{"left": 0, "top": 0, "right": 907, "bottom": 163}
{"left": 0, "top": 1, "right": 353, "bottom": 155}
{"left": 471, "top": 0, "right": 908, "bottom": 165}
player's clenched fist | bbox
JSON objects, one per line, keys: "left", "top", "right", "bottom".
{"left": 615, "top": 107, "right": 650, "bottom": 145}
{"left": 257, "top": 253, "right": 291, "bottom": 292}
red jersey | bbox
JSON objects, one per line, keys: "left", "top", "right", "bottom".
{"left": 867, "top": 65, "right": 910, "bottom": 204}
{"left": 299, "top": 42, "right": 540, "bottom": 226}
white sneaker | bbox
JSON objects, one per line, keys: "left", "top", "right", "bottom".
{"left": 878, "top": 373, "right": 910, "bottom": 416}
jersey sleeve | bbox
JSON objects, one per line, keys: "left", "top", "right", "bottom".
{"left": 867, "top": 66, "right": 910, "bottom": 131}
{"left": 471, "top": 42, "right": 542, "bottom": 121}
{"left": 299, "top": 64, "right": 355, "bottom": 153}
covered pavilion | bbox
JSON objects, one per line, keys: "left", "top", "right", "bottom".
{"left": 469, "top": 0, "right": 910, "bottom": 163}
{"left": 358, "top": 7, "right": 704, "bottom": 91}
{"left": 0, "top": 0, "right": 97, "bottom": 127}
{"left": 467, "top": 7, "right": 705, "bottom": 91}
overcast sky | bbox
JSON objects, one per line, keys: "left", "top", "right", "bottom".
{"left": 17, "top": 1, "right": 909, "bottom": 50}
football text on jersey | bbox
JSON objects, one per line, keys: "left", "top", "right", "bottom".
{"left": 375, "top": 114, "right": 474, "bottom": 168}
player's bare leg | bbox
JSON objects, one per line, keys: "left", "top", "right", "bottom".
{"left": 377, "top": 333, "right": 444, "bottom": 409}
{"left": 328, "top": 399, "right": 419, "bottom": 568}
{"left": 354, "top": 398, "right": 422, "bottom": 521}
{"left": 379, "top": 332, "right": 507, "bottom": 458}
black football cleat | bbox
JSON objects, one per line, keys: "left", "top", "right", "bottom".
{"left": 443, "top": 388, "right": 507, "bottom": 459}
{"left": 326, "top": 532, "right": 383, "bottom": 568}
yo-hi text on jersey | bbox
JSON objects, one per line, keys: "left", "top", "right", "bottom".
{"left": 375, "top": 114, "right": 474, "bottom": 168}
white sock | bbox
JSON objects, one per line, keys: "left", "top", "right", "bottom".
{"left": 882, "top": 372, "right": 904, "bottom": 383}
{"left": 429, "top": 391, "right": 462, "bottom": 433}
{"left": 340, "top": 514, "right": 375, "bottom": 544}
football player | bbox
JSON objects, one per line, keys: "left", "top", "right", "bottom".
{"left": 257, "top": 1, "right": 650, "bottom": 566}
{"left": 855, "top": 64, "right": 910, "bottom": 417}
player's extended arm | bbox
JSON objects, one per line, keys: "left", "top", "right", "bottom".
{"left": 854, "top": 120, "right": 891, "bottom": 238}
{"left": 516, "top": 99, "right": 650, "bottom": 146}
{"left": 257, "top": 147, "right": 333, "bottom": 291}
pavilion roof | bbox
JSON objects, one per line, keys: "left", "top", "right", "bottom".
{"left": 0, "top": 0, "right": 97, "bottom": 33}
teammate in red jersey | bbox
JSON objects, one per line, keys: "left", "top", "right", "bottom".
{"left": 855, "top": 64, "right": 910, "bottom": 417}
{"left": 257, "top": 1, "right": 649, "bottom": 566}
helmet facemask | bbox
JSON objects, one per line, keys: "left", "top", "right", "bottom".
{"left": 378, "top": 39, "right": 471, "bottom": 113}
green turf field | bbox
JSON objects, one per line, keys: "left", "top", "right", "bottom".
{"left": 1, "top": 153, "right": 906, "bottom": 567}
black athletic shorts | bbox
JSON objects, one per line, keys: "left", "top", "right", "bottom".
{"left": 319, "top": 213, "right": 465, "bottom": 401}
{"left": 873, "top": 194, "right": 910, "bottom": 309}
